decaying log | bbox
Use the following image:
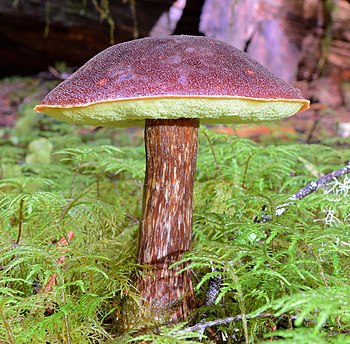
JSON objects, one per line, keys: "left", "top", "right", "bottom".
{"left": 0, "top": 0, "right": 173, "bottom": 76}
{"left": 2, "top": 0, "right": 350, "bottom": 83}
{"left": 200, "top": 0, "right": 350, "bottom": 82}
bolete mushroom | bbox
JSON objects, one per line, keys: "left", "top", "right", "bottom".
{"left": 34, "top": 35, "right": 309, "bottom": 321}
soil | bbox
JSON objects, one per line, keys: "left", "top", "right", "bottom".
{"left": 0, "top": 78, "right": 27, "bottom": 127}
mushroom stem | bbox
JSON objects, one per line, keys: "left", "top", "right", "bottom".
{"left": 137, "top": 118, "right": 199, "bottom": 321}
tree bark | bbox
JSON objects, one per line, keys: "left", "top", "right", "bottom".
{"left": 137, "top": 118, "right": 199, "bottom": 322}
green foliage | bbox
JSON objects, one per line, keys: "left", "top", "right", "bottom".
{"left": 129, "top": 323, "right": 205, "bottom": 343}
{"left": 184, "top": 129, "right": 350, "bottom": 343}
{"left": 1, "top": 100, "right": 350, "bottom": 343}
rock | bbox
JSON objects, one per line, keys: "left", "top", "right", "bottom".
{"left": 337, "top": 122, "right": 350, "bottom": 138}
{"left": 25, "top": 138, "right": 53, "bottom": 164}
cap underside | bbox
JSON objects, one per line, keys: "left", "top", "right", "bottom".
{"left": 35, "top": 95, "right": 307, "bottom": 128}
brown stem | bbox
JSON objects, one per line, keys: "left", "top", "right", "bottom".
{"left": 137, "top": 118, "right": 199, "bottom": 322}
{"left": 0, "top": 306, "right": 15, "bottom": 344}
{"left": 202, "top": 131, "right": 223, "bottom": 178}
{"left": 16, "top": 197, "right": 24, "bottom": 245}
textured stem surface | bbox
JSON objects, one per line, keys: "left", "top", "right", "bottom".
{"left": 137, "top": 118, "right": 199, "bottom": 321}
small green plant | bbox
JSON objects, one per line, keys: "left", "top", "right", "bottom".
{"left": 1, "top": 87, "right": 350, "bottom": 342}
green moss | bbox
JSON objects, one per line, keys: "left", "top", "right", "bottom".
{"left": 1, "top": 95, "right": 350, "bottom": 342}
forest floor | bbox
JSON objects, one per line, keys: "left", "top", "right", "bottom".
{"left": 1, "top": 73, "right": 350, "bottom": 343}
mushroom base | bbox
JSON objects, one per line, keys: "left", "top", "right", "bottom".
{"left": 137, "top": 118, "right": 199, "bottom": 322}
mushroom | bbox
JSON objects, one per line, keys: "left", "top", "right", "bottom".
{"left": 34, "top": 35, "right": 310, "bottom": 322}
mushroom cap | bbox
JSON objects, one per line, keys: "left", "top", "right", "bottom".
{"left": 35, "top": 35, "right": 309, "bottom": 127}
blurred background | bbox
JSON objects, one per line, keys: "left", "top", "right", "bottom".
{"left": 0, "top": 0, "right": 349, "bottom": 138}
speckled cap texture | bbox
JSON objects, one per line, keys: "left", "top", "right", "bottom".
{"left": 35, "top": 35, "right": 309, "bottom": 127}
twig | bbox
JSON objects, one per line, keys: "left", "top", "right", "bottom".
{"left": 256, "top": 160, "right": 350, "bottom": 221}
{"left": 61, "top": 162, "right": 80, "bottom": 219}
{"left": 202, "top": 131, "right": 223, "bottom": 177}
{"left": 242, "top": 152, "right": 257, "bottom": 189}
{"left": 63, "top": 294, "right": 71, "bottom": 344}
{"left": 16, "top": 197, "right": 25, "bottom": 245}
{"left": 197, "top": 268, "right": 222, "bottom": 339}
{"left": 292, "top": 160, "right": 350, "bottom": 200}
{"left": 181, "top": 312, "right": 297, "bottom": 333}
{"left": 67, "top": 163, "right": 80, "bottom": 203}
{"left": 0, "top": 307, "right": 15, "bottom": 344}
{"left": 306, "top": 108, "right": 322, "bottom": 143}
{"left": 204, "top": 274, "right": 222, "bottom": 306}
